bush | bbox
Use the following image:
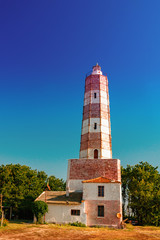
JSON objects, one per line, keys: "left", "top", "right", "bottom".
{"left": 32, "top": 201, "right": 48, "bottom": 224}
{"left": 0, "top": 219, "right": 9, "bottom": 227}
{"left": 68, "top": 221, "right": 86, "bottom": 227}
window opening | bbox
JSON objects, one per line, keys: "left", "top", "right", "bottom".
{"left": 94, "top": 123, "right": 97, "bottom": 129}
{"left": 98, "top": 186, "right": 104, "bottom": 197}
{"left": 98, "top": 206, "right": 104, "bottom": 217}
{"left": 94, "top": 93, "right": 97, "bottom": 98}
{"left": 94, "top": 149, "right": 98, "bottom": 159}
{"left": 71, "top": 210, "right": 80, "bottom": 216}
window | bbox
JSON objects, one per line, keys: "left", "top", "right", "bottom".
{"left": 98, "top": 186, "right": 104, "bottom": 197}
{"left": 98, "top": 206, "right": 104, "bottom": 217}
{"left": 94, "top": 123, "right": 97, "bottom": 129}
{"left": 94, "top": 93, "right": 97, "bottom": 98}
{"left": 94, "top": 149, "right": 98, "bottom": 159}
{"left": 71, "top": 210, "right": 80, "bottom": 216}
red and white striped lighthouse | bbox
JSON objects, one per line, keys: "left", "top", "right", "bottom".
{"left": 79, "top": 63, "right": 112, "bottom": 159}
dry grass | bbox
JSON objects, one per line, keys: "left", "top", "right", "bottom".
{"left": 0, "top": 222, "right": 160, "bottom": 240}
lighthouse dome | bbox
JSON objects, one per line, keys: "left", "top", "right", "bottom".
{"left": 92, "top": 63, "right": 102, "bottom": 75}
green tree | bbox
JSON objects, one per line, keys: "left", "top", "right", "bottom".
{"left": 0, "top": 164, "right": 66, "bottom": 220}
{"left": 48, "top": 175, "right": 66, "bottom": 191}
{"left": 0, "top": 164, "right": 48, "bottom": 219}
{"left": 32, "top": 201, "right": 48, "bottom": 224}
{"left": 122, "top": 161, "right": 160, "bottom": 226}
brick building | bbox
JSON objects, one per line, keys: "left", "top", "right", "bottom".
{"left": 36, "top": 64, "right": 122, "bottom": 228}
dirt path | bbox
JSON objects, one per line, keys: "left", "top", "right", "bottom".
{"left": 0, "top": 224, "right": 160, "bottom": 240}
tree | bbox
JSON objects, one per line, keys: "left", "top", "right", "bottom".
{"left": 122, "top": 161, "right": 160, "bottom": 226}
{"left": 0, "top": 164, "right": 66, "bottom": 220}
{"left": 48, "top": 175, "right": 66, "bottom": 191}
{"left": 0, "top": 164, "right": 48, "bottom": 219}
{"left": 32, "top": 201, "right": 48, "bottom": 224}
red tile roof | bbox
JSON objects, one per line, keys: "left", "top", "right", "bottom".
{"left": 82, "top": 177, "right": 120, "bottom": 183}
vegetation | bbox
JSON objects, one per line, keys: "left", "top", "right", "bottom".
{"left": 0, "top": 164, "right": 66, "bottom": 220}
{"left": 1, "top": 161, "right": 160, "bottom": 226}
{"left": 68, "top": 221, "right": 86, "bottom": 227}
{"left": 32, "top": 201, "right": 48, "bottom": 224}
{"left": 122, "top": 161, "right": 160, "bottom": 226}
{"left": 48, "top": 175, "right": 66, "bottom": 191}
{"left": 0, "top": 219, "right": 9, "bottom": 227}
{"left": 0, "top": 222, "right": 160, "bottom": 240}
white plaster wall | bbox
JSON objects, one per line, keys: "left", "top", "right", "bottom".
{"left": 101, "top": 125, "right": 110, "bottom": 134}
{"left": 101, "top": 119, "right": 109, "bottom": 127}
{"left": 101, "top": 133, "right": 110, "bottom": 142}
{"left": 81, "top": 119, "right": 89, "bottom": 135}
{"left": 100, "top": 90, "right": 107, "bottom": 99}
{"left": 88, "top": 148, "right": 101, "bottom": 159}
{"left": 89, "top": 118, "right": 100, "bottom": 133}
{"left": 90, "top": 90, "right": 100, "bottom": 104}
{"left": 45, "top": 202, "right": 86, "bottom": 225}
{"left": 84, "top": 90, "right": 100, "bottom": 106}
{"left": 100, "top": 97, "right": 108, "bottom": 105}
{"left": 92, "top": 69, "right": 102, "bottom": 75}
{"left": 83, "top": 183, "right": 121, "bottom": 201}
{"left": 84, "top": 91, "right": 90, "bottom": 106}
{"left": 79, "top": 149, "right": 88, "bottom": 158}
{"left": 101, "top": 149, "right": 112, "bottom": 159}
{"left": 68, "top": 180, "right": 83, "bottom": 192}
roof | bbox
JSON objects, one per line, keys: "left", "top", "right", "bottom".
{"left": 82, "top": 177, "right": 121, "bottom": 183}
{"left": 35, "top": 191, "right": 82, "bottom": 205}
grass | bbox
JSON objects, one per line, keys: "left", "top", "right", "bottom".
{"left": 0, "top": 221, "right": 160, "bottom": 240}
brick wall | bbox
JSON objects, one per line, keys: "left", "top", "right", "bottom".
{"left": 68, "top": 159, "right": 121, "bottom": 181}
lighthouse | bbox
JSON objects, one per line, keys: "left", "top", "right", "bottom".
{"left": 80, "top": 63, "right": 112, "bottom": 159}
{"left": 36, "top": 64, "right": 122, "bottom": 228}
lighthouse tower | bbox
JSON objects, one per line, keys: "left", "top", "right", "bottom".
{"left": 65, "top": 64, "right": 122, "bottom": 227}
{"left": 80, "top": 63, "right": 112, "bottom": 159}
{"left": 35, "top": 64, "right": 122, "bottom": 228}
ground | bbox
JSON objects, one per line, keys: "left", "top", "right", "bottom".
{"left": 0, "top": 222, "right": 160, "bottom": 240}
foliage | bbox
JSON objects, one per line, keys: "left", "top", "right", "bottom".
{"left": 0, "top": 218, "right": 9, "bottom": 227}
{"left": 48, "top": 175, "right": 66, "bottom": 191}
{"left": 0, "top": 164, "right": 66, "bottom": 220}
{"left": 68, "top": 221, "right": 86, "bottom": 227}
{"left": 122, "top": 161, "right": 160, "bottom": 226}
{"left": 32, "top": 201, "right": 48, "bottom": 224}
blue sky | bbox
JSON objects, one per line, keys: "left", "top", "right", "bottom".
{"left": 0, "top": 0, "right": 160, "bottom": 179}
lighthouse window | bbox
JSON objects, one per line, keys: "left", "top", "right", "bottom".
{"left": 71, "top": 210, "right": 80, "bottom": 216}
{"left": 98, "top": 186, "right": 104, "bottom": 197}
{"left": 94, "top": 123, "right": 97, "bottom": 129}
{"left": 94, "top": 93, "right": 97, "bottom": 98}
{"left": 94, "top": 149, "right": 98, "bottom": 159}
{"left": 98, "top": 206, "right": 104, "bottom": 217}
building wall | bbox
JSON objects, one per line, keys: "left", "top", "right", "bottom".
{"left": 85, "top": 200, "right": 121, "bottom": 228}
{"left": 83, "top": 182, "right": 122, "bottom": 227}
{"left": 67, "top": 159, "right": 121, "bottom": 192}
{"left": 83, "top": 183, "right": 122, "bottom": 201}
{"left": 67, "top": 158, "right": 120, "bottom": 189}
{"left": 45, "top": 202, "right": 86, "bottom": 225}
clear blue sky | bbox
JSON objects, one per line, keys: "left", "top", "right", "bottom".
{"left": 0, "top": 0, "right": 160, "bottom": 179}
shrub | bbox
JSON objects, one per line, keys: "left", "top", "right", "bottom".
{"left": 0, "top": 219, "right": 9, "bottom": 227}
{"left": 32, "top": 201, "right": 48, "bottom": 224}
{"left": 68, "top": 221, "right": 86, "bottom": 227}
